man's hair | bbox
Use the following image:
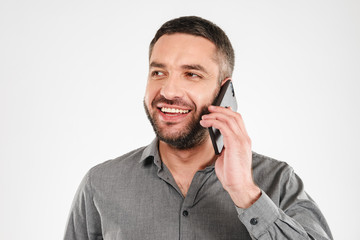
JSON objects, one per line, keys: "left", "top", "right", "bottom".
{"left": 149, "top": 16, "right": 235, "bottom": 81}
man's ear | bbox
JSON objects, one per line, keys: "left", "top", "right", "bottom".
{"left": 221, "top": 77, "right": 231, "bottom": 87}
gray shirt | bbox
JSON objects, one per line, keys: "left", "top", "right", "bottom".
{"left": 64, "top": 139, "right": 333, "bottom": 240}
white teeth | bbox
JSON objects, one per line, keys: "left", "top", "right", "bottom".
{"left": 161, "top": 107, "right": 189, "bottom": 114}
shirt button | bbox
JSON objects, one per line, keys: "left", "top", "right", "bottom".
{"left": 250, "top": 218, "right": 258, "bottom": 225}
{"left": 182, "top": 210, "right": 189, "bottom": 217}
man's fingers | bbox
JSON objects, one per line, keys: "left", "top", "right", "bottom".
{"left": 200, "top": 118, "right": 234, "bottom": 138}
{"left": 200, "top": 116, "right": 251, "bottom": 148}
{"left": 201, "top": 112, "right": 240, "bottom": 135}
{"left": 205, "top": 105, "right": 249, "bottom": 137}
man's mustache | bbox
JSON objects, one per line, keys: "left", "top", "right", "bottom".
{"left": 151, "top": 96, "right": 195, "bottom": 109}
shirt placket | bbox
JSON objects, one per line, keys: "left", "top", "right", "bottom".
{"left": 179, "top": 168, "right": 215, "bottom": 240}
{"left": 155, "top": 155, "right": 215, "bottom": 240}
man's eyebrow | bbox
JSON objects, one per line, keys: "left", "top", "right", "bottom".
{"left": 149, "top": 61, "right": 166, "bottom": 68}
{"left": 149, "top": 62, "right": 209, "bottom": 75}
{"left": 181, "top": 64, "right": 208, "bottom": 74}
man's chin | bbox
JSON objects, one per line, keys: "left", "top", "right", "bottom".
{"left": 158, "top": 132, "right": 190, "bottom": 145}
{"left": 144, "top": 100, "right": 210, "bottom": 149}
{"left": 156, "top": 127, "right": 208, "bottom": 150}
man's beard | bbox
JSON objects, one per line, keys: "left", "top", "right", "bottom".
{"left": 143, "top": 98, "right": 211, "bottom": 150}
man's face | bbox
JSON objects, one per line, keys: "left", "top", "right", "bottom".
{"left": 144, "top": 33, "right": 221, "bottom": 149}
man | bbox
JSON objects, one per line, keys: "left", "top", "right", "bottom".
{"left": 64, "top": 16, "right": 333, "bottom": 239}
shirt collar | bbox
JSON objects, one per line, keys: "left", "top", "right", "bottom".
{"left": 139, "top": 138, "right": 215, "bottom": 172}
{"left": 139, "top": 138, "right": 162, "bottom": 169}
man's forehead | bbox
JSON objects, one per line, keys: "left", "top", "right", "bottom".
{"left": 150, "top": 33, "right": 219, "bottom": 68}
{"left": 153, "top": 34, "right": 216, "bottom": 54}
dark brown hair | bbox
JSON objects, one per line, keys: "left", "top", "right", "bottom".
{"left": 149, "top": 16, "right": 235, "bottom": 80}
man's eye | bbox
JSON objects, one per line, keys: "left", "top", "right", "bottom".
{"left": 186, "top": 72, "right": 200, "bottom": 78}
{"left": 152, "top": 71, "right": 164, "bottom": 77}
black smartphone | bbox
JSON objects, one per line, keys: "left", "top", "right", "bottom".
{"left": 208, "top": 80, "right": 238, "bottom": 155}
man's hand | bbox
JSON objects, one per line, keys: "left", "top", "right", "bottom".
{"left": 200, "top": 105, "right": 261, "bottom": 208}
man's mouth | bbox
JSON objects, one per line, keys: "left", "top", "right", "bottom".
{"left": 160, "top": 107, "right": 190, "bottom": 114}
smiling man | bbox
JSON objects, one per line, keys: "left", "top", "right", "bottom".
{"left": 64, "top": 16, "right": 333, "bottom": 240}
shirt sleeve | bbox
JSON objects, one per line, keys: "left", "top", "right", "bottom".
{"left": 64, "top": 170, "right": 103, "bottom": 240}
{"left": 236, "top": 168, "right": 333, "bottom": 240}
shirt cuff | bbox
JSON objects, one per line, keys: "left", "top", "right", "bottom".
{"left": 236, "top": 190, "right": 280, "bottom": 238}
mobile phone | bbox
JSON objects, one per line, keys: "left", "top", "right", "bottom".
{"left": 208, "top": 80, "right": 238, "bottom": 155}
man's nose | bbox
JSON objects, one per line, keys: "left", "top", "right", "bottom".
{"left": 160, "top": 76, "right": 184, "bottom": 100}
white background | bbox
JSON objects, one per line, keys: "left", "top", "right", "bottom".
{"left": 1, "top": 0, "right": 359, "bottom": 239}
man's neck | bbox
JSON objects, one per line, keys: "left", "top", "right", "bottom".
{"left": 162, "top": 137, "right": 214, "bottom": 174}
{"left": 158, "top": 137, "right": 216, "bottom": 196}
{"left": 159, "top": 137, "right": 215, "bottom": 170}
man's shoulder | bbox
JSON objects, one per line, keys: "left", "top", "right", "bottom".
{"left": 252, "top": 151, "right": 290, "bottom": 170}
{"left": 252, "top": 152, "right": 293, "bottom": 181}
{"left": 251, "top": 151, "right": 297, "bottom": 194}
{"left": 88, "top": 146, "right": 148, "bottom": 178}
